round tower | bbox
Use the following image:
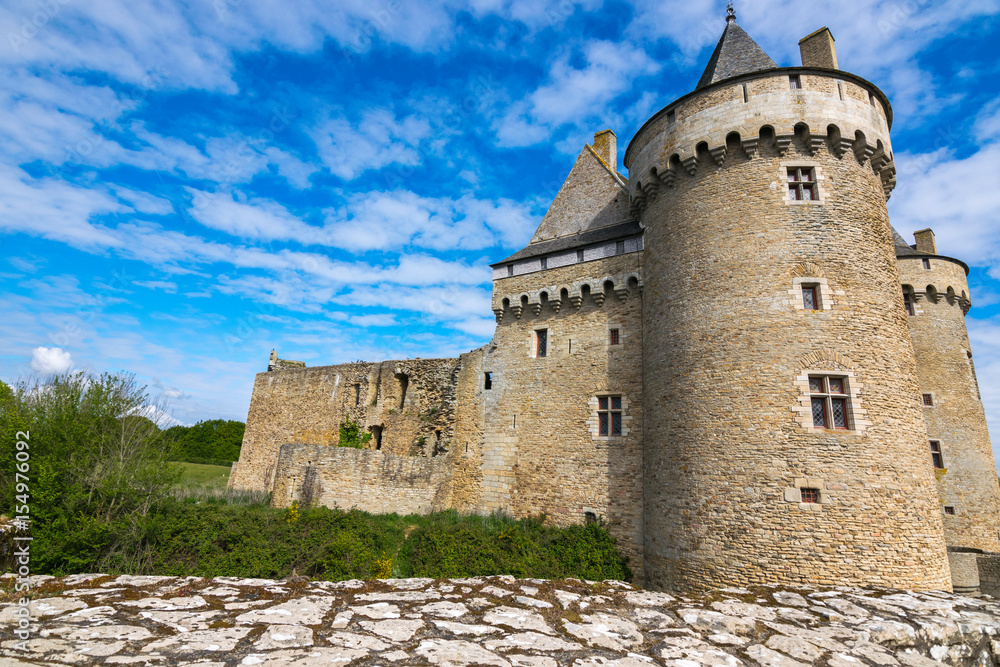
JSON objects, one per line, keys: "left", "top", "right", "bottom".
{"left": 896, "top": 230, "right": 1000, "bottom": 552}
{"left": 625, "top": 11, "right": 951, "bottom": 591}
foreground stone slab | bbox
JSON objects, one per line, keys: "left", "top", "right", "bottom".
{"left": 1, "top": 576, "right": 999, "bottom": 665}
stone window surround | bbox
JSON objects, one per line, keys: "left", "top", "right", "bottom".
{"left": 607, "top": 322, "right": 628, "bottom": 349}
{"left": 784, "top": 477, "right": 832, "bottom": 511}
{"left": 529, "top": 327, "right": 549, "bottom": 359}
{"left": 792, "top": 368, "right": 870, "bottom": 434}
{"left": 921, "top": 391, "right": 936, "bottom": 408}
{"left": 779, "top": 160, "right": 828, "bottom": 206}
{"left": 587, "top": 393, "right": 633, "bottom": 442}
{"left": 790, "top": 277, "right": 834, "bottom": 311}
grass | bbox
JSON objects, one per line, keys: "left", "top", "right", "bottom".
{"left": 172, "top": 462, "right": 232, "bottom": 489}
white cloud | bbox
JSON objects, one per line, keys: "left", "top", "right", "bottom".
{"left": 311, "top": 109, "right": 431, "bottom": 180}
{"left": 30, "top": 346, "right": 74, "bottom": 374}
{"left": 133, "top": 280, "right": 178, "bottom": 293}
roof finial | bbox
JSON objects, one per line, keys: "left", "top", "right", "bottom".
{"left": 726, "top": 0, "right": 737, "bottom": 23}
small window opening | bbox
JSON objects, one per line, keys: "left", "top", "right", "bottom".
{"left": 598, "top": 395, "right": 623, "bottom": 436}
{"left": 800, "top": 488, "right": 820, "bottom": 504}
{"left": 513, "top": 415, "right": 517, "bottom": 429}
{"left": 354, "top": 383, "right": 361, "bottom": 407}
{"left": 667, "top": 109, "right": 675, "bottom": 125}
{"left": 742, "top": 83, "right": 749, "bottom": 103}
{"left": 869, "top": 92, "right": 876, "bottom": 106}
{"left": 922, "top": 258, "right": 931, "bottom": 270}
{"left": 809, "top": 375, "right": 850, "bottom": 429}
{"left": 610, "top": 328, "right": 620, "bottom": 346}
{"left": 540, "top": 256, "right": 547, "bottom": 270}
{"left": 577, "top": 249, "right": 585, "bottom": 262}
{"left": 801, "top": 284, "right": 820, "bottom": 310}
{"left": 837, "top": 82, "right": 844, "bottom": 100}
{"left": 787, "top": 167, "right": 818, "bottom": 201}
{"left": 930, "top": 440, "right": 944, "bottom": 469}
{"left": 396, "top": 373, "right": 409, "bottom": 410}
{"left": 903, "top": 291, "right": 914, "bottom": 316}
{"left": 922, "top": 393, "right": 934, "bottom": 407}
{"left": 584, "top": 511, "right": 597, "bottom": 524}
{"left": 616, "top": 240, "right": 625, "bottom": 255}
{"left": 370, "top": 425, "right": 383, "bottom": 450}
{"left": 789, "top": 74, "right": 801, "bottom": 90}
{"left": 944, "top": 506, "right": 956, "bottom": 515}
{"left": 484, "top": 372, "right": 493, "bottom": 390}
{"left": 536, "top": 329, "right": 548, "bottom": 357}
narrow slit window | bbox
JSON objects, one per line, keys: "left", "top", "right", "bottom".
{"left": 742, "top": 83, "right": 749, "bottom": 103}
{"left": 667, "top": 109, "right": 676, "bottom": 125}
{"left": 800, "top": 488, "right": 820, "bottom": 504}
{"left": 787, "top": 167, "right": 818, "bottom": 201}
{"left": 535, "top": 329, "right": 548, "bottom": 358}
{"left": 597, "top": 395, "right": 623, "bottom": 436}
{"left": 802, "top": 284, "right": 819, "bottom": 310}
{"left": 922, "top": 258, "right": 931, "bottom": 270}
{"left": 922, "top": 393, "right": 934, "bottom": 407}
{"left": 837, "top": 82, "right": 844, "bottom": 100}
{"left": 507, "top": 264, "right": 513, "bottom": 277}
{"left": 577, "top": 249, "right": 585, "bottom": 262}
{"left": 540, "top": 256, "right": 547, "bottom": 270}
{"left": 903, "top": 291, "right": 914, "bottom": 316}
{"left": 809, "top": 375, "right": 850, "bottom": 429}
{"left": 484, "top": 372, "right": 492, "bottom": 390}
{"left": 789, "top": 74, "right": 801, "bottom": 89}
{"left": 616, "top": 240, "right": 625, "bottom": 255}
{"left": 610, "top": 328, "right": 620, "bottom": 346}
{"left": 930, "top": 440, "right": 944, "bottom": 469}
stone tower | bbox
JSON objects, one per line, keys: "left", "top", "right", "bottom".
{"left": 624, "top": 8, "right": 952, "bottom": 591}
{"left": 896, "top": 229, "right": 1000, "bottom": 553}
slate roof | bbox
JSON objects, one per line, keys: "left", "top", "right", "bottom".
{"left": 892, "top": 227, "right": 923, "bottom": 257}
{"left": 696, "top": 15, "right": 777, "bottom": 90}
{"left": 491, "top": 220, "right": 642, "bottom": 267}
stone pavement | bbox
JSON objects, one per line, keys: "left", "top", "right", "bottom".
{"left": 2, "top": 574, "right": 1000, "bottom": 666}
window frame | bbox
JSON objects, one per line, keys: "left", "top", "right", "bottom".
{"left": 930, "top": 440, "right": 944, "bottom": 469}
{"left": 535, "top": 329, "right": 548, "bottom": 358}
{"left": 787, "top": 167, "right": 818, "bottom": 201}
{"left": 609, "top": 328, "right": 620, "bottom": 346}
{"left": 801, "top": 283, "right": 820, "bottom": 310}
{"left": 903, "top": 290, "right": 915, "bottom": 316}
{"left": 800, "top": 488, "right": 820, "bottom": 504}
{"left": 944, "top": 506, "right": 956, "bottom": 516}
{"left": 922, "top": 393, "right": 934, "bottom": 407}
{"left": 597, "top": 395, "right": 623, "bottom": 437}
{"left": 809, "top": 375, "right": 851, "bottom": 430}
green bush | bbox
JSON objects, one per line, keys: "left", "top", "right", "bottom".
{"left": 337, "top": 417, "right": 371, "bottom": 449}
{"left": 164, "top": 420, "right": 244, "bottom": 463}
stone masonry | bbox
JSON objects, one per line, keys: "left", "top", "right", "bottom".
{"left": 229, "top": 10, "right": 1000, "bottom": 594}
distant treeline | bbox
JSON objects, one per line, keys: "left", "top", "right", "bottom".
{"left": 164, "top": 419, "right": 245, "bottom": 465}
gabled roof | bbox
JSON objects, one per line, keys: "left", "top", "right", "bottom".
{"left": 525, "top": 143, "right": 629, "bottom": 245}
{"left": 696, "top": 13, "right": 777, "bottom": 90}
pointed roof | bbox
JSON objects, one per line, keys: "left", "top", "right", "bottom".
{"left": 696, "top": 6, "right": 777, "bottom": 90}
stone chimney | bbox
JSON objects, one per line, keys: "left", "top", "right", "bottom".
{"left": 592, "top": 129, "right": 617, "bottom": 168}
{"left": 799, "top": 27, "right": 838, "bottom": 69}
{"left": 914, "top": 228, "right": 937, "bottom": 254}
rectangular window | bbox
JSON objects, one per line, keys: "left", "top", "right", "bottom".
{"left": 787, "top": 167, "right": 818, "bottom": 201}
{"left": 802, "top": 284, "right": 819, "bottom": 310}
{"left": 742, "top": 83, "right": 749, "bottom": 103}
{"left": 507, "top": 264, "right": 513, "bottom": 277}
{"left": 536, "top": 329, "right": 548, "bottom": 358}
{"left": 809, "top": 375, "right": 850, "bottom": 429}
{"left": 598, "top": 395, "right": 623, "bottom": 436}
{"left": 903, "top": 291, "right": 914, "bottom": 316}
{"left": 800, "top": 488, "right": 820, "bottom": 504}
{"left": 922, "top": 258, "right": 931, "bottom": 270}
{"left": 837, "top": 82, "right": 844, "bottom": 100}
{"left": 616, "top": 240, "right": 625, "bottom": 255}
{"left": 930, "top": 440, "right": 944, "bottom": 469}
{"left": 540, "top": 256, "right": 547, "bottom": 270}
{"left": 922, "top": 393, "right": 934, "bottom": 406}
{"left": 484, "top": 372, "right": 492, "bottom": 390}
{"left": 610, "top": 328, "right": 620, "bottom": 346}
{"left": 577, "top": 249, "right": 585, "bottom": 262}
{"left": 789, "top": 74, "right": 801, "bottom": 89}
{"left": 944, "top": 506, "right": 956, "bottom": 515}
{"left": 667, "top": 109, "right": 675, "bottom": 124}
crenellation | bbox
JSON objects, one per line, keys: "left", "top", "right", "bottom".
{"left": 228, "top": 12, "right": 998, "bottom": 594}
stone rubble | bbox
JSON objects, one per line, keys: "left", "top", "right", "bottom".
{"left": 1, "top": 574, "right": 999, "bottom": 666}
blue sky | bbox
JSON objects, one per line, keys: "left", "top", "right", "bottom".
{"left": 2, "top": 0, "right": 999, "bottom": 460}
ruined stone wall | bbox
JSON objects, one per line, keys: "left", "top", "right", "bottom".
{"left": 449, "top": 345, "right": 489, "bottom": 512}
{"left": 270, "top": 443, "right": 453, "bottom": 514}
{"left": 228, "top": 358, "right": 461, "bottom": 493}
{"left": 485, "top": 253, "right": 645, "bottom": 580}
{"left": 627, "top": 69, "right": 950, "bottom": 592}
{"left": 899, "top": 255, "right": 1000, "bottom": 551}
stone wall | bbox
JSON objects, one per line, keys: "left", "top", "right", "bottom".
{"left": 229, "top": 358, "right": 462, "bottom": 493}
{"left": 628, "top": 68, "right": 950, "bottom": 592}
{"left": 899, "top": 254, "right": 1000, "bottom": 552}
{"left": 978, "top": 553, "right": 1000, "bottom": 598}
{"left": 270, "top": 443, "right": 452, "bottom": 515}
{"left": 487, "top": 252, "right": 645, "bottom": 581}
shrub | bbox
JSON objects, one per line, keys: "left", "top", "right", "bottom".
{"left": 337, "top": 418, "right": 371, "bottom": 449}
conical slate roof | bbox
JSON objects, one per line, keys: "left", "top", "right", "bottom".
{"left": 892, "top": 227, "right": 923, "bottom": 256}
{"left": 696, "top": 11, "right": 777, "bottom": 90}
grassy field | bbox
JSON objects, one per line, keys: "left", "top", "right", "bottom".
{"left": 173, "top": 462, "right": 232, "bottom": 489}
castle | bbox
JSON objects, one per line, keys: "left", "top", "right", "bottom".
{"left": 229, "top": 9, "right": 1000, "bottom": 593}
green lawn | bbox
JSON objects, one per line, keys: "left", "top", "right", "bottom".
{"left": 173, "top": 462, "right": 232, "bottom": 489}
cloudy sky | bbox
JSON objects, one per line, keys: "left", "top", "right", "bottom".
{"left": 1, "top": 0, "right": 999, "bottom": 457}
